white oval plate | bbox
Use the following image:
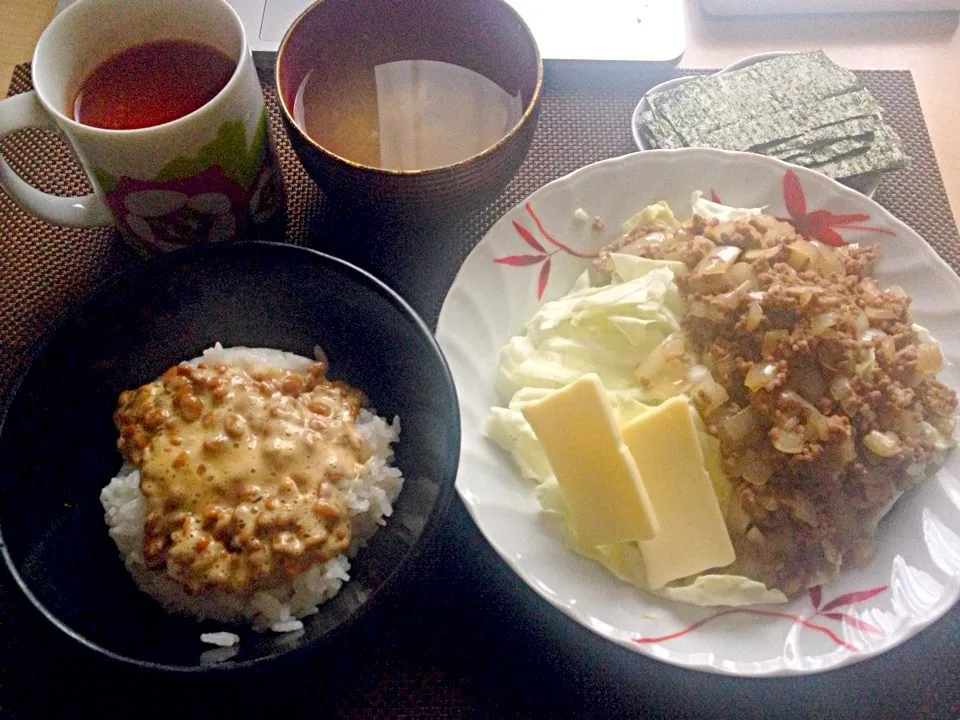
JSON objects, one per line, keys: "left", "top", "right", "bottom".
{"left": 630, "top": 52, "right": 882, "bottom": 198}
{"left": 436, "top": 148, "right": 960, "bottom": 677}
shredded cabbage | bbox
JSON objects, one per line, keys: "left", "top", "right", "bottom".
{"left": 655, "top": 575, "right": 788, "bottom": 606}
{"left": 690, "top": 191, "right": 765, "bottom": 221}
{"left": 621, "top": 200, "right": 680, "bottom": 233}
{"left": 495, "top": 260, "right": 685, "bottom": 403}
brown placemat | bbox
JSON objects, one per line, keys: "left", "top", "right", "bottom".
{"left": 2, "top": 62, "right": 960, "bottom": 720}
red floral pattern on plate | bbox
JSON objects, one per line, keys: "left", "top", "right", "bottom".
{"left": 496, "top": 170, "right": 901, "bottom": 300}
{"left": 712, "top": 170, "right": 895, "bottom": 247}
{"left": 779, "top": 170, "right": 895, "bottom": 247}
{"left": 494, "top": 203, "right": 598, "bottom": 299}
{"left": 633, "top": 585, "right": 887, "bottom": 652}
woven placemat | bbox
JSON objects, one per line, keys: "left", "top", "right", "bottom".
{"left": 4, "top": 62, "right": 957, "bottom": 386}
{"left": 2, "top": 61, "right": 959, "bottom": 719}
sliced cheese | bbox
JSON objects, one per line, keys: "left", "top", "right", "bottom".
{"left": 520, "top": 374, "right": 660, "bottom": 546}
{"left": 621, "top": 396, "right": 735, "bottom": 589}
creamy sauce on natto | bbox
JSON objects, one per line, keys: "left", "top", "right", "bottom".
{"left": 114, "top": 361, "right": 368, "bottom": 595}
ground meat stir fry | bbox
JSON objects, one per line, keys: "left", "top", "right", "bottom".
{"left": 115, "top": 360, "right": 369, "bottom": 596}
{"left": 599, "top": 212, "right": 957, "bottom": 596}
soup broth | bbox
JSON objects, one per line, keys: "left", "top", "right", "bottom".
{"left": 292, "top": 59, "right": 523, "bottom": 171}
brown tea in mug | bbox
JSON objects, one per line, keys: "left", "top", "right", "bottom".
{"left": 72, "top": 40, "right": 235, "bottom": 130}
{"left": 292, "top": 59, "right": 523, "bottom": 172}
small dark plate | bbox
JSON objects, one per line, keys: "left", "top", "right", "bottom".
{"left": 0, "top": 242, "right": 460, "bottom": 672}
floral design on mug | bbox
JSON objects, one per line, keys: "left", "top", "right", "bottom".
{"left": 121, "top": 184, "right": 238, "bottom": 247}
{"left": 94, "top": 109, "right": 280, "bottom": 252}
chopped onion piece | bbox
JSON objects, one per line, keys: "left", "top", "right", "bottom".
{"left": 762, "top": 330, "right": 788, "bottom": 356}
{"left": 780, "top": 389, "right": 806, "bottom": 407}
{"left": 720, "top": 406, "right": 762, "bottom": 447}
{"left": 861, "top": 278, "right": 881, "bottom": 298}
{"left": 692, "top": 378, "right": 730, "bottom": 416}
{"left": 816, "top": 246, "right": 845, "bottom": 276}
{"left": 878, "top": 335, "right": 896, "bottom": 363}
{"left": 771, "top": 427, "right": 805, "bottom": 454}
{"left": 745, "top": 362, "right": 779, "bottom": 392}
{"left": 689, "top": 299, "right": 728, "bottom": 323}
{"left": 864, "top": 430, "right": 902, "bottom": 457}
{"left": 853, "top": 311, "right": 869, "bottom": 335}
{"left": 920, "top": 421, "right": 956, "bottom": 451}
{"left": 634, "top": 350, "right": 664, "bottom": 385}
{"left": 745, "top": 301, "right": 764, "bottom": 331}
{"left": 725, "top": 262, "right": 757, "bottom": 290}
{"left": 634, "top": 333, "right": 691, "bottom": 396}
{"left": 806, "top": 406, "right": 831, "bottom": 441}
{"left": 810, "top": 311, "right": 837, "bottom": 335}
{"left": 713, "top": 288, "right": 742, "bottom": 312}
{"left": 783, "top": 389, "right": 830, "bottom": 439}
{"left": 785, "top": 239, "right": 820, "bottom": 271}
{"left": 744, "top": 246, "right": 783, "bottom": 263}
{"left": 649, "top": 359, "right": 692, "bottom": 397}
{"left": 856, "top": 348, "right": 876, "bottom": 379}
{"left": 916, "top": 342, "right": 944, "bottom": 375}
{"left": 688, "top": 299, "right": 710, "bottom": 318}
{"left": 787, "top": 286, "right": 817, "bottom": 308}
{"left": 739, "top": 448, "right": 775, "bottom": 486}
{"left": 686, "top": 364, "right": 711, "bottom": 386}
{"left": 695, "top": 245, "right": 742, "bottom": 276}
{"left": 660, "top": 332, "right": 686, "bottom": 361}
{"left": 713, "top": 281, "right": 752, "bottom": 311}
{"left": 865, "top": 305, "right": 898, "bottom": 321}
{"left": 829, "top": 376, "right": 852, "bottom": 401}
{"left": 789, "top": 496, "right": 819, "bottom": 526}
{"left": 658, "top": 231, "right": 679, "bottom": 250}
{"left": 861, "top": 328, "right": 896, "bottom": 363}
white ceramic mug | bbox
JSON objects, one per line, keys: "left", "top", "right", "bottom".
{"left": 0, "top": 0, "right": 282, "bottom": 253}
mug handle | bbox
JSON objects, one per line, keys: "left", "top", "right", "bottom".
{"left": 0, "top": 91, "right": 113, "bottom": 227}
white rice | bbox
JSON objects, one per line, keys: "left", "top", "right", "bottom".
{"left": 99, "top": 345, "right": 404, "bottom": 632}
{"left": 200, "top": 632, "right": 240, "bottom": 647}
{"left": 270, "top": 619, "right": 304, "bottom": 633}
